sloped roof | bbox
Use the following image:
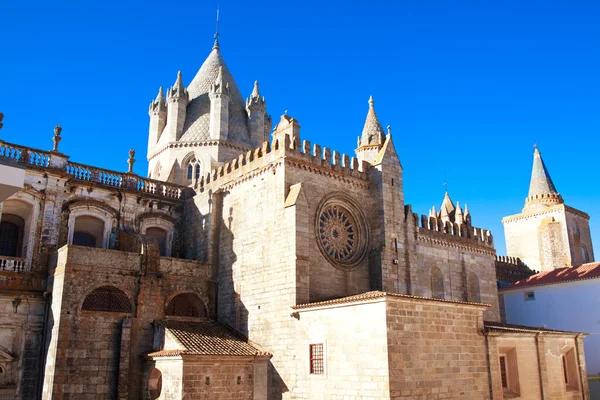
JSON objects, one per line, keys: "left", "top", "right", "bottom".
{"left": 499, "top": 262, "right": 600, "bottom": 291}
{"left": 359, "top": 96, "right": 385, "bottom": 147}
{"left": 292, "top": 290, "right": 490, "bottom": 310}
{"left": 180, "top": 43, "right": 250, "bottom": 144}
{"left": 147, "top": 320, "right": 270, "bottom": 357}
{"left": 484, "top": 321, "right": 585, "bottom": 335}
{"left": 528, "top": 148, "right": 558, "bottom": 197}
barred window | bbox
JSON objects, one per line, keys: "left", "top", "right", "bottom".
{"left": 310, "top": 344, "right": 324, "bottom": 375}
{"left": 165, "top": 293, "right": 206, "bottom": 318}
{"left": 499, "top": 356, "right": 508, "bottom": 389}
{"left": 82, "top": 286, "right": 132, "bottom": 313}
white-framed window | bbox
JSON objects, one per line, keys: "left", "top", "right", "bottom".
{"left": 140, "top": 217, "right": 174, "bottom": 257}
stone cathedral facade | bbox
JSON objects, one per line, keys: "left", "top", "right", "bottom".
{"left": 0, "top": 37, "right": 590, "bottom": 399}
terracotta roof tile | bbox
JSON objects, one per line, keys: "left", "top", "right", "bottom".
{"left": 147, "top": 320, "right": 270, "bottom": 358}
{"left": 292, "top": 291, "right": 490, "bottom": 310}
{"left": 499, "top": 262, "right": 600, "bottom": 291}
{"left": 484, "top": 321, "right": 586, "bottom": 335}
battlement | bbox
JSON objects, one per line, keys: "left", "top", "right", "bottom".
{"left": 197, "top": 134, "right": 371, "bottom": 191}
{"left": 495, "top": 255, "right": 536, "bottom": 283}
{"left": 495, "top": 255, "right": 522, "bottom": 266}
{"left": 410, "top": 207, "right": 493, "bottom": 248}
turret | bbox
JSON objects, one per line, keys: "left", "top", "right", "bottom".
{"left": 356, "top": 96, "right": 386, "bottom": 164}
{"left": 209, "top": 66, "right": 230, "bottom": 140}
{"left": 246, "top": 81, "right": 271, "bottom": 146}
{"left": 148, "top": 87, "right": 167, "bottom": 155}
{"left": 455, "top": 201, "right": 464, "bottom": 225}
{"left": 464, "top": 203, "right": 471, "bottom": 225}
{"left": 166, "top": 71, "right": 189, "bottom": 142}
{"left": 272, "top": 112, "right": 300, "bottom": 143}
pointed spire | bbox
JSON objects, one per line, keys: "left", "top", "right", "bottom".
{"left": 525, "top": 147, "right": 563, "bottom": 208}
{"left": 156, "top": 86, "right": 165, "bottom": 101}
{"left": 440, "top": 191, "right": 455, "bottom": 215}
{"left": 358, "top": 96, "right": 385, "bottom": 148}
{"left": 464, "top": 203, "right": 471, "bottom": 225}
{"left": 528, "top": 148, "right": 558, "bottom": 197}
{"left": 251, "top": 80, "right": 260, "bottom": 98}
{"left": 149, "top": 86, "right": 166, "bottom": 113}
{"left": 455, "top": 201, "right": 464, "bottom": 224}
{"left": 167, "top": 71, "right": 189, "bottom": 101}
{"left": 213, "top": 7, "right": 220, "bottom": 50}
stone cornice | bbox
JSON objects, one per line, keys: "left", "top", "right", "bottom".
{"left": 148, "top": 140, "right": 251, "bottom": 161}
{"left": 417, "top": 232, "right": 496, "bottom": 256}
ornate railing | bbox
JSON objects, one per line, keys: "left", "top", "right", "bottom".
{"left": 137, "top": 178, "right": 182, "bottom": 199}
{"left": 0, "top": 256, "right": 27, "bottom": 273}
{"left": 1, "top": 140, "right": 188, "bottom": 199}
{"left": 66, "top": 162, "right": 124, "bottom": 188}
{"left": 0, "top": 141, "right": 50, "bottom": 167}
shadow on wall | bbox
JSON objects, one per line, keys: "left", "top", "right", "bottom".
{"left": 217, "top": 202, "right": 289, "bottom": 399}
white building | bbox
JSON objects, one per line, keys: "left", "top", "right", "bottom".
{"left": 500, "top": 262, "right": 600, "bottom": 375}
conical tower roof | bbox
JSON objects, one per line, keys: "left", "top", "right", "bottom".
{"left": 359, "top": 96, "right": 385, "bottom": 147}
{"left": 524, "top": 148, "right": 563, "bottom": 209}
{"left": 180, "top": 40, "right": 250, "bottom": 144}
{"left": 528, "top": 148, "right": 558, "bottom": 197}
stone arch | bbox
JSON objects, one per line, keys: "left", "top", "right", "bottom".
{"left": 165, "top": 292, "right": 207, "bottom": 318}
{"left": 138, "top": 213, "right": 176, "bottom": 257}
{"left": 1, "top": 196, "right": 39, "bottom": 268}
{"left": 430, "top": 266, "right": 445, "bottom": 299}
{"left": 64, "top": 199, "right": 118, "bottom": 249}
{"left": 81, "top": 285, "right": 133, "bottom": 313}
{"left": 149, "top": 368, "right": 162, "bottom": 399}
{"left": 467, "top": 272, "right": 481, "bottom": 303}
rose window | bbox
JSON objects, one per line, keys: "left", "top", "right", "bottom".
{"left": 318, "top": 206, "right": 356, "bottom": 262}
{"left": 315, "top": 195, "right": 368, "bottom": 270}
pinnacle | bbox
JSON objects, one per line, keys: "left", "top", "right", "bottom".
{"left": 156, "top": 86, "right": 165, "bottom": 101}
{"left": 251, "top": 80, "right": 260, "bottom": 98}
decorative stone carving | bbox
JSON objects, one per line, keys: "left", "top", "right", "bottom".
{"left": 315, "top": 193, "right": 368, "bottom": 270}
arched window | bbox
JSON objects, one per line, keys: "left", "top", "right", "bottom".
{"left": 430, "top": 266, "right": 445, "bottom": 299}
{"left": 146, "top": 227, "right": 168, "bottom": 256}
{"left": 581, "top": 245, "right": 590, "bottom": 263}
{"left": 468, "top": 272, "right": 481, "bottom": 303}
{"left": 165, "top": 293, "right": 206, "bottom": 318}
{"left": 82, "top": 286, "right": 132, "bottom": 313}
{"left": 72, "top": 215, "right": 105, "bottom": 248}
{"left": 0, "top": 214, "right": 24, "bottom": 257}
{"left": 186, "top": 158, "right": 200, "bottom": 181}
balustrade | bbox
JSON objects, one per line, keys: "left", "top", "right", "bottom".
{"left": 1, "top": 140, "right": 186, "bottom": 199}
{"left": 0, "top": 256, "right": 27, "bottom": 273}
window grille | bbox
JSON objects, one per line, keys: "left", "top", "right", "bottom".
{"left": 165, "top": 293, "right": 206, "bottom": 318}
{"left": 499, "top": 356, "right": 508, "bottom": 389}
{"left": 82, "top": 286, "right": 132, "bottom": 313}
{"left": 310, "top": 344, "right": 324, "bottom": 374}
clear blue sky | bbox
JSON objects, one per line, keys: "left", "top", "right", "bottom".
{"left": 2, "top": 0, "right": 599, "bottom": 258}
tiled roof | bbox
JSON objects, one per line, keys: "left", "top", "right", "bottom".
{"left": 147, "top": 320, "right": 270, "bottom": 358}
{"left": 499, "top": 262, "right": 600, "bottom": 291}
{"left": 484, "top": 321, "right": 585, "bottom": 336}
{"left": 181, "top": 45, "right": 250, "bottom": 144}
{"left": 291, "top": 290, "right": 491, "bottom": 310}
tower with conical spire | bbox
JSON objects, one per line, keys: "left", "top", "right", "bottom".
{"left": 146, "top": 36, "right": 272, "bottom": 185}
{"left": 502, "top": 147, "right": 594, "bottom": 271}
{"left": 355, "top": 96, "right": 386, "bottom": 164}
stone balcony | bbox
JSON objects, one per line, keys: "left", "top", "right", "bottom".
{"left": 0, "top": 256, "right": 27, "bottom": 273}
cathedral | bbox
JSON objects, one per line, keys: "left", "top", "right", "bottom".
{"left": 0, "top": 34, "right": 591, "bottom": 400}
